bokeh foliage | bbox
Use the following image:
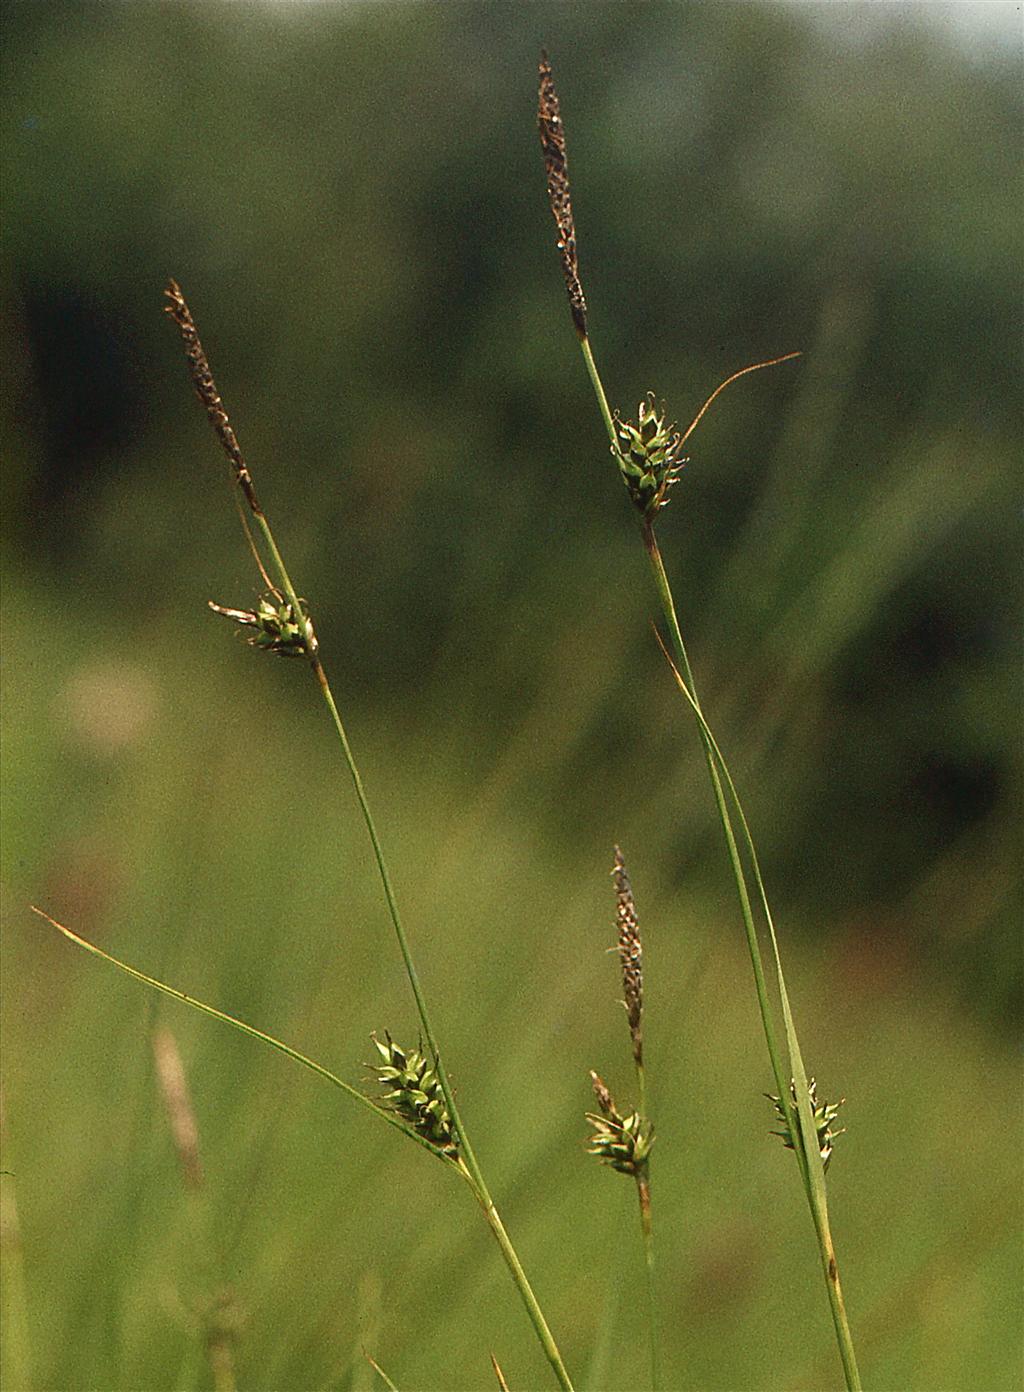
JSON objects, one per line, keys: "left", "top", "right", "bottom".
{"left": 1, "top": 4, "right": 1021, "bottom": 1390}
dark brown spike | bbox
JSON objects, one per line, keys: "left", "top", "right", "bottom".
{"left": 537, "top": 55, "right": 588, "bottom": 339}
{"left": 163, "top": 280, "right": 263, "bottom": 517}
{"left": 613, "top": 846, "right": 643, "bottom": 1068}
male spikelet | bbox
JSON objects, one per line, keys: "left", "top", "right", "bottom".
{"left": 613, "top": 845, "right": 643, "bottom": 1069}
{"left": 537, "top": 52, "right": 587, "bottom": 339}
{"left": 768, "top": 1078, "right": 846, "bottom": 1173}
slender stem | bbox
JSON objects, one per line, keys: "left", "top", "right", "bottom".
{"left": 656, "top": 646, "right": 862, "bottom": 1389}
{"left": 632, "top": 1002, "right": 655, "bottom": 1385}
{"left": 252, "top": 507, "right": 468, "bottom": 1132}
{"left": 307, "top": 659, "right": 452, "bottom": 1111}
{"left": 635, "top": 1059, "right": 647, "bottom": 1122}
{"left": 458, "top": 1163, "right": 575, "bottom": 1392}
{"left": 580, "top": 336, "right": 617, "bottom": 446}
{"left": 648, "top": 528, "right": 860, "bottom": 1389}
{"left": 642, "top": 524, "right": 791, "bottom": 1105}
{"left": 252, "top": 516, "right": 576, "bottom": 1392}
{"left": 574, "top": 334, "right": 861, "bottom": 1390}
{"left": 164, "top": 284, "right": 574, "bottom": 1387}
{"left": 635, "top": 1171, "right": 658, "bottom": 1391}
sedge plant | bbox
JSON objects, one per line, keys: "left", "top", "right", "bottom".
{"left": 585, "top": 848, "right": 657, "bottom": 1389}
{"left": 537, "top": 53, "right": 860, "bottom": 1390}
{"left": 35, "top": 281, "right": 576, "bottom": 1392}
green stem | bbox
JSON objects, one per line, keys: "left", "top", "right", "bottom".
{"left": 253, "top": 517, "right": 459, "bottom": 1117}
{"left": 635, "top": 1170, "right": 658, "bottom": 1391}
{"left": 648, "top": 525, "right": 861, "bottom": 1390}
{"left": 247, "top": 511, "right": 574, "bottom": 1392}
{"left": 575, "top": 334, "right": 861, "bottom": 1391}
{"left": 658, "top": 647, "right": 862, "bottom": 1390}
{"left": 459, "top": 1163, "right": 575, "bottom": 1392}
{"left": 649, "top": 517, "right": 861, "bottom": 1391}
{"left": 633, "top": 1035, "right": 656, "bottom": 1386}
{"left": 635, "top": 1058, "right": 647, "bottom": 1122}
{"left": 580, "top": 336, "right": 616, "bottom": 445}
{"left": 642, "top": 522, "right": 791, "bottom": 1106}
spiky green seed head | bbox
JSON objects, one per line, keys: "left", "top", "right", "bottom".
{"left": 208, "top": 591, "right": 316, "bottom": 658}
{"left": 372, "top": 1033, "right": 459, "bottom": 1158}
{"left": 612, "top": 393, "right": 688, "bottom": 516}
{"left": 586, "top": 1070, "right": 654, "bottom": 1176}
{"left": 767, "top": 1077, "right": 845, "bottom": 1173}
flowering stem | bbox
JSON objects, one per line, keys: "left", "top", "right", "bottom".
{"left": 162, "top": 282, "right": 575, "bottom": 1392}
{"left": 305, "top": 660, "right": 576, "bottom": 1392}
{"left": 654, "top": 652, "right": 861, "bottom": 1391}
{"left": 580, "top": 335, "right": 616, "bottom": 443}
{"left": 640, "top": 522, "right": 791, "bottom": 1103}
{"left": 576, "top": 333, "right": 861, "bottom": 1391}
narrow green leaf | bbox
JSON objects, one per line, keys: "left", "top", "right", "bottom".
{"left": 31, "top": 907, "right": 445, "bottom": 1160}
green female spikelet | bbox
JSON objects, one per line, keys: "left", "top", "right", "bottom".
{"left": 208, "top": 593, "right": 316, "bottom": 658}
{"left": 612, "top": 395, "right": 688, "bottom": 518}
{"left": 371, "top": 1033, "right": 460, "bottom": 1159}
{"left": 586, "top": 1071, "right": 654, "bottom": 1177}
{"left": 768, "top": 1078, "right": 845, "bottom": 1173}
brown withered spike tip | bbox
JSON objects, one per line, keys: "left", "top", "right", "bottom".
{"left": 163, "top": 279, "right": 263, "bottom": 517}
{"left": 589, "top": 1069, "right": 617, "bottom": 1119}
{"left": 537, "top": 52, "right": 588, "bottom": 340}
{"left": 613, "top": 846, "right": 643, "bottom": 1068}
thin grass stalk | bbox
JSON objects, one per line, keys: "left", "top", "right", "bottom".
{"left": 611, "top": 848, "right": 658, "bottom": 1389}
{"left": 263, "top": 531, "right": 581, "bottom": 1389}
{"left": 631, "top": 1023, "right": 657, "bottom": 1392}
{"left": 637, "top": 1173, "right": 657, "bottom": 1391}
{"left": 640, "top": 522, "right": 791, "bottom": 1108}
{"left": 161, "top": 284, "right": 574, "bottom": 1392}
{"left": 538, "top": 53, "right": 860, "bottom": 1390}
{"left": 583, "top": 341, "right": 861, "bottom": 1390}
{"left": 652, "top": 642, "right": 860, "bottom": 1387}
{"left": 458, "top": 1169, "right": 574, "bottom": 1392}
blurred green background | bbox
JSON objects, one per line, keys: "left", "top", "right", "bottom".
{"left": 2, "top": 4, "right": 1021, "bottom": 1390}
